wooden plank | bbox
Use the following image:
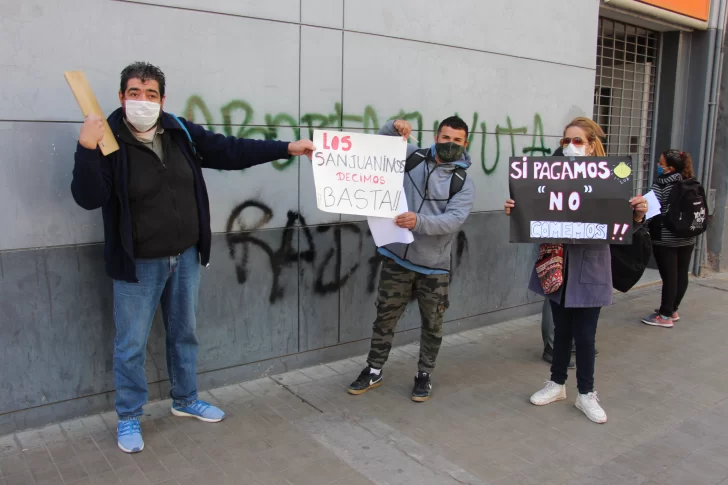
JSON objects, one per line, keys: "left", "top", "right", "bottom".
{"left": 64, "top": 71, "right": 119, "bottom": 156}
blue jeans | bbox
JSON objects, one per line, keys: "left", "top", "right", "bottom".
{"left": 113, "top": 246, "right": 200, "bottom": 419}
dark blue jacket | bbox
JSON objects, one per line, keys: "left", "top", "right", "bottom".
{"left": 71, "top": 108, "right": 290, "bottom": 282}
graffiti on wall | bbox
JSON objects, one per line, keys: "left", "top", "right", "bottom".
{"left": 186, "top": 94, "right": 546, "bottom": 300}
{"left": 225, "top": 200, "right": 468, "bottom": 303}
{"left": 183, "top": 96, "right": 553, "bottom": 176}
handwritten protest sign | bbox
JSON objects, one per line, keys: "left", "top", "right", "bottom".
{"left": 509, "top": 156, "right": 634, "bottom": 245}
{"left": 312, "top": 130, "right": 407, "bottom": 218}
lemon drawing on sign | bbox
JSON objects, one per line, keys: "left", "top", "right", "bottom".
{"left": 613, "top": 161, "right": 632, "bottom": 179}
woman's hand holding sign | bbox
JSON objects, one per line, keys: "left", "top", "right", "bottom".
{"left": 630, "top": 196, "right": 648, "bottom": 222}
{"left": 504, "top": 199, "right": 515, "bottom": 216}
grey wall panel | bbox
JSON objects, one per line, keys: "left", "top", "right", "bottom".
{"left": 195, "top": 233, "right": 300, "bottom": 371}
{"left": 298, "top": 223, "right": 348, "bottom": 352}
{"left": 0, "top": 122, "right": 103, "bottom": 251}
{"left": 343, "top": 0, "right": 599, "bottom": 69}
{"left": 0, "top": 0, "right": 300, "bottom": 122}
{"left": 338, "top": 221, "right": 423, "bottom": 344}
{"left": 300, "top": 26, "right": 344, "bottom": 226}
{"left": 0, "top": 244, "right": 113, "bottom": 414}
{"left": 120, "top": 0, "right": 301, "bottom": 22}
{"left": 445, "top": 212, "right": 541, "bottom": 322}
{"left": 302, "top": 0, "right": 344, "bottom": 28}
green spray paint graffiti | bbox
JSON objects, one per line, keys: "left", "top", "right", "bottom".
{"left": 183, "top": 95, "right": 553, "bottom": 175}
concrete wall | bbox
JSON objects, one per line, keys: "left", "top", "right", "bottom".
{"left": 710, "top": 21, "right": 728, "bottom": 272}
{"left": 0, "top": 0, "right": 598, "bottom": 432}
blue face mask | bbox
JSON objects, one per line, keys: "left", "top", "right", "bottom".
{"left": 657, "top": 165, "right": 665, "bottom": 176}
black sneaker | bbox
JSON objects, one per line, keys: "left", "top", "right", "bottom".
{"left": 347, "top": 367, "right": 383, "bottom": 395}
{"left": 411, "top": 372, "right": 432, "bottom": 402}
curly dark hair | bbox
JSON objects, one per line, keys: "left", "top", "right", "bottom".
{"left": 120, "top": 62, "right": 166, "bottom": 97}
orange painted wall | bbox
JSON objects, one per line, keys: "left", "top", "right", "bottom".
{"left": 638, "top": 0, "right": 710, "bottom": 21}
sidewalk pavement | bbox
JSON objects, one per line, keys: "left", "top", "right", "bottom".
{"left": 1, "top": 274, "right": 728, "bottom": 485}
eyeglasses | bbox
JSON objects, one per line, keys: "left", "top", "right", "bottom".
{"left": 559, "top": 137, "right": 586, "bottom": 147}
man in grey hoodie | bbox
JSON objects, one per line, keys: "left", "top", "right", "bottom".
{"left": 347, "top": 116, "right": 474, "bottom": 402}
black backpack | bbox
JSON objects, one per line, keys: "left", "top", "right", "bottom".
{"left": 405, "top": 148, "right": 467, "bottom": 200}
{"left": 664, "top": 178, "right": 709, "bottom": 238}
{"left": 610, "top": 224, "right": 652, "bottom": 293}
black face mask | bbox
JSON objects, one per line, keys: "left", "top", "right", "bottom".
{"left": 435, "top": 142, "right": 465, "bottom": 163}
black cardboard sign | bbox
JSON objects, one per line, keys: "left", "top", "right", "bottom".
{"left": 508, "top": 156, "right": 634, "bottom": 245}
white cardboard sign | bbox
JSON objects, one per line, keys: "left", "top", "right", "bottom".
{"left": 312, "top": 130, "right": 408, "bottom": 218}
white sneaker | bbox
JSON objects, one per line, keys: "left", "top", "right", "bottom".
{"left": 575, "top": 392, "right": 607, "bottom": 423}
{"left": 530, "top": 381, "right": 566, "bottom": 406}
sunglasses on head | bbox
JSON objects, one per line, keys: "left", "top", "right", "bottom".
{"left": 560, "top": 137, "right": 587, "bottom": 147}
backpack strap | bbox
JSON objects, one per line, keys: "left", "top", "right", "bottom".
{"left": 168, "top": 112, "right": 197, "bottom": 155}
{"left": 404, "top": 148, "right": 430, "bottom": 172}
{"left": 404, "top": 147, "right": 468, "bottom": 200}
{"left": 450, "top": 167, "right": 467, "bottom": 200}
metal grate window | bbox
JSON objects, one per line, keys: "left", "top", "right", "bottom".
{"left": 594, "top": 18, "right": 660, "bottom": 196}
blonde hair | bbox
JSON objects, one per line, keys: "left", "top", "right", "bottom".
{"left": 564, "top": 117, "right": 606, "bottom": 156}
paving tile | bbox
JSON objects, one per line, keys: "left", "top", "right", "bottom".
{"left": 325, "top": 359, "right": 363, "bottom": 375}
{"left": 207, "top": 385, "right": 253, "bottom": 406}
{"left": 158, "top": 452, "right": 195, "bottom": 480}
{"left": 70, "top": 437, "right": 99, "bottom": 455}
{"left": 655, "top": 466, "right": 706, "bottom": 485}
{"left": 15, "top": 431, "right": 45, "bottom": 451}
{"left": 31, "top": 466, "right": 62, "bottom": 485}
{"left": 114, "top": 465, "right": 152, "bottom": 485}
{"left": 90, "top": 432, "right": 117, "bottom": 453}
{"left": 611, "top": 450, "right": 675, "bottom": 477}
{"left": 79, "top": 450, "right": 114, "bottom": 477}
{"left": 271, "top": 372, "right": 313, "bottom": 387}
{"left": 39, "top": 425, "right": 67, "bottom": 446}
{"left": 175, "top": 446, "right": 214, "bottom": 472}
{"left": 131, "top": 453, "right": 171, "bottom": 484}
{"left": 23, "top": 448, "right": 54, "bottom": 471}
{"left": 0, "top": 436, "right": 20, "bottom": 457}
{"left": 56, "top": 456, "right": 89, "bottom": 483}
{"left": 46, "top": 443, "right": 76, "bottom": 464}
{"left": 638, "top": 429, "right": 712, "bottom": 462}
{"left": 176, "top": 466, "right": 227, "bottom": 485}
{"left": 3, "top": 470, "right": 34, "bottom": 485}
{"left": 0, "top": 454, "right": 29, "bottom": 477}
{"left": 87, "top": 469, "right": 121, "bottom": 485}
{"left": 674, "top": 450, "right": 728, "bottom": 484}
{"left": 100, "top": 449, "right": 135, "bottom": 472}
{"left": 298, "top": 365, "right": 340, "bottom": 381}
{"left": 281, "top": 460, "right": 340, "bottom": 485}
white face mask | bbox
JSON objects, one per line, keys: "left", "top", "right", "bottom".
{"left": 125, "top": 100, "right": 161, "bottom": 132}
{"left": 563, "top": 143, "right": 587, "bottom": 157}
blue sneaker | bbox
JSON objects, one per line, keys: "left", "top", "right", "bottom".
{"left": 171, "top": 400, "right": 225, "bottom": 423}
{"left": 117, "top": 419, "right": 144, "bottom": 453}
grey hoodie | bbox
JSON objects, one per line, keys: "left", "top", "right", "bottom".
{"left": 377, "top": 120, "right": 475, "bottom": 273}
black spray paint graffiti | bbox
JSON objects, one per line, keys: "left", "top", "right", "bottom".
{"left": 226, "top": 201, "right": 468, "bottom": 303}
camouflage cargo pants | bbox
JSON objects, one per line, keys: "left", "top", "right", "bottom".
{"left": 367, "top": 257, "right": 450, "bottom": 373}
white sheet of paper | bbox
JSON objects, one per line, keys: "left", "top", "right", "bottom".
{"left": 367, "top": 193, "right": 414, "bottom": 247}
{"left": 644, "top": 190, "right": 661, "bottom": 219}
{"left": 311, "top": 130, "right": 407, "bottom": 218}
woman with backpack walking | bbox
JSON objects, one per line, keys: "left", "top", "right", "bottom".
{"left": 505, "top": 117, "right": 649, "bottom": 424}
{"left": 642, "top": 150, "right": 704, "bottom": 328}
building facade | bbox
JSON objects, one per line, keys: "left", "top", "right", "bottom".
{"left": 0, "top": 0, "right": 725, "bottom": 432}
